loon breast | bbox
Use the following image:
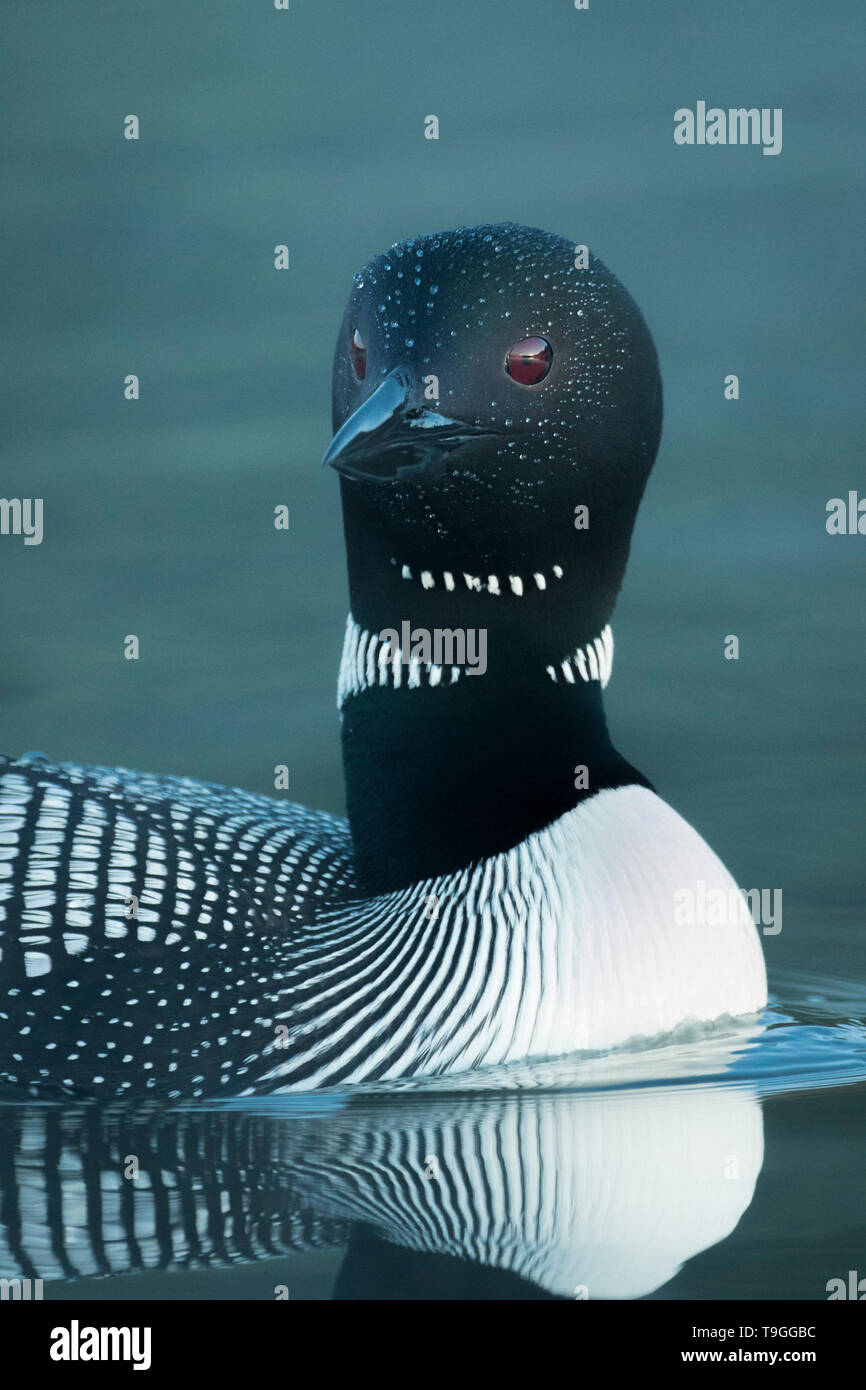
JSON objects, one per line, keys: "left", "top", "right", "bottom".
{"left": 533, "top": 784, "right": 768, "bottom": 1051}
{"left": 258, "top": 784, "right": 767, "bottom": 1091}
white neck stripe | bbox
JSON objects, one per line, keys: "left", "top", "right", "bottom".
{"left": 546, "top": 626, "right": 613, "bottom": 689}
{"left": 338, "top": 616, "right": 613, "bottom": 706}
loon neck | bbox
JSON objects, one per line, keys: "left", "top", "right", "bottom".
{"left": 338, "top": 612, "right": 648, "bottom": 896}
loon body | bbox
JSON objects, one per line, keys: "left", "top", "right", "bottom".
{"left": 0, "top": 223, "right": 767, "bottom": 1099}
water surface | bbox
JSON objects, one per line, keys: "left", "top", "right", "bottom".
{"left": 1, "top": 973, "right": 863, "bottom": 1300}
{"left": 2, "top": 0, "right": 863, "bottom": 1301}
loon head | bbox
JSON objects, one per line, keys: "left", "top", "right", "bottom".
{"left": 325, "top": 222, "right": 662, "bottom": 660}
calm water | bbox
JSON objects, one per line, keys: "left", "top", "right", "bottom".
{"left": 2, "top": 975, "right": 865, "bottom": 1301}
{"left": 2, "top": 0, "right": 863, "bottom": 1299}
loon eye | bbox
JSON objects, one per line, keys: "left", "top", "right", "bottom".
{"left": 505, "top": 336, "right": 553, "bottom": 386}
{"left": 350, "top": 329, "right": 367, "bottom": 381}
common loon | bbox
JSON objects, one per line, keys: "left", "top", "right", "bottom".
{"left": 0, "top": 222, "right": 767, "bottom": 1100}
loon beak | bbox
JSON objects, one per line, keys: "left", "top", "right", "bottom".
{"left": 323, "top": 365, "right": 498, "bottom": 482}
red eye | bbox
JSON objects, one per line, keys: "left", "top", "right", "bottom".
{"left": 505, "top": 336, "right": 553, "bottom": 385}
{"left": 350, "top": 328, "right": 366, "bottom": 380}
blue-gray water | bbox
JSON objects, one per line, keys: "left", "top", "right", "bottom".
{"left": 1, "top": 0, "right": 864, "bottom": 1299}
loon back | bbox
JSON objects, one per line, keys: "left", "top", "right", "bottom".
{"left": 0, "top": 754, "right": 352, "bottom": 1099}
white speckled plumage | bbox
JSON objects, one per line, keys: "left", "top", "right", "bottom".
{"left": 0, "top": 753, "right": 765, "bottom": 1099}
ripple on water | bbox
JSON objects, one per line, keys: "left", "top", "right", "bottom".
{"left": 188, "top": 970, "right": 866, "bottom": 1115}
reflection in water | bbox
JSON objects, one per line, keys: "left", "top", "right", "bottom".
{"left": 0, "top": 1079, "right": 763, "bottom": 1300}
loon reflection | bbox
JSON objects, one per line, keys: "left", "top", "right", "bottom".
{"left": 0, "top": 1077, "right": 763, "bottom": 1300}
